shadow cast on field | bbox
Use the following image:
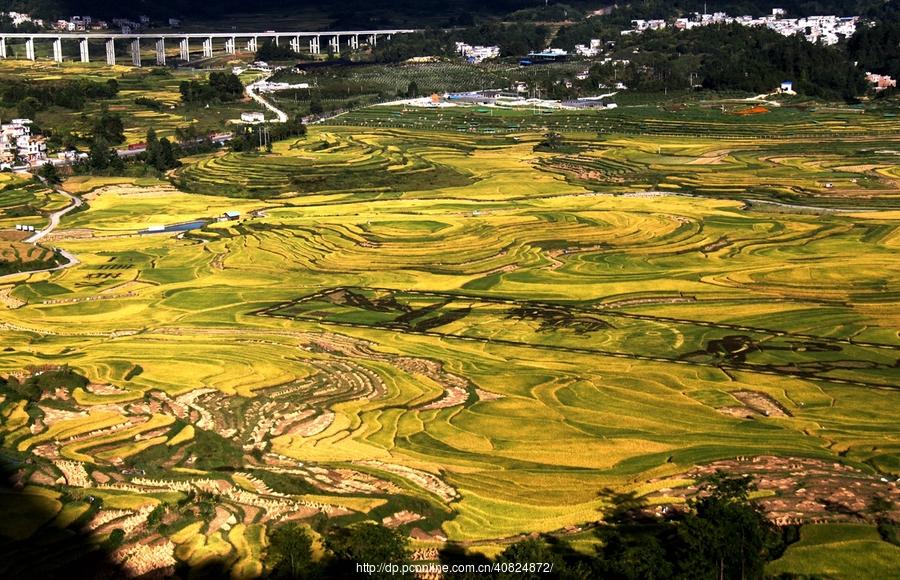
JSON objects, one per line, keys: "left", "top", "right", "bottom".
{"left": 0, "top": 460, "right": 126, "bottom": 580}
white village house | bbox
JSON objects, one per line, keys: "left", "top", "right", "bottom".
{"left": 1, "top": 119, "right": 48, "bottom": 168}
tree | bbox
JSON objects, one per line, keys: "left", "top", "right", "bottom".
{"left": 674, "top": 472, "right": 778, "bottom": 580}
{"left": 229, "top": 126, "right": 258, "bottom": 153}
{"left": 406, "top": 81, "right": 419, "bottom": 98}
{"left": 495, "top": 539, "right": 566, "bottom": 580}
{"left": 85, "top": 137, "right": 123, "bottom": 173}
{"left": 267, "top": 523, "right": 317, "bottom": 579}
{"left": 869, "top": 496, "right": 898, "bottom": 546}
{"left": 257, "top": 39, "right": 297, "bottom": 61}
{"left": 180, "top": 73, "right": 244, "bottom": 105}
{"left": 37, "top": 162, "right": 62, "bottom": 185}
{"left": 309, "top": 98, "right": 324, "bottom": 116}
{"left": 597, "top": 488, "right": 653, "bottom": 525}
{"left": 593, "top": 529, "right": 672, "bottom": 580}
{"left": 17, "top": 96, "right": 41, "bottom": 119}
{"left": 324, "top": 522, "right": 411, "bottom": 579}
{"left": 158, "top": 138, "right": 177, "bottom": 170}
{"left": 91, "top": 108, "right": 126, "bottom": 145}
{"left": 144, "top": 128, "right": 179, "bottom": 172}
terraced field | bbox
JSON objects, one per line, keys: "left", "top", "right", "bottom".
{"left": 1, "top": 108, "right": 899, "bottom": 577}
{"left": 0, "top": 175, "right": 66, "bottom": 277}
{"left": 0, "top": 60, "right": 267, "bottom": 144}
{"left": 334, "top": 103, "right": 900, "bottom": 139}
{"left": 174, "top": 132, "right": 473, "bottom": 198}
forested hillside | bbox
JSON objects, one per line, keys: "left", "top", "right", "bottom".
{"left": 0, "top": 0, "right": 892, "bottom": 25}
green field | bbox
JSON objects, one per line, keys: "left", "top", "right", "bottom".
{"left": 767, "top": 524, "right": 900, "bottom": 578}
{"left": 1, "top": 102, "right": 899, "bottom": 576}
{"left": 0, "top": 60, "right": 267, "bottom": 144}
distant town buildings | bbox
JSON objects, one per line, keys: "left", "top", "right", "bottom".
{"left": 455, "top": 42, "right": 500, "bottom": 63}
{"left": 623, "top": 8, "right": 860, "bottom": 45}
{"left": 47, "top": 15, "right": 115, "bottom": 31}
{"left": 0, "top": 119, "right": 48, "bottom": 168}
{"left": 110, "top": 16, "right": 150, "bottom": 33}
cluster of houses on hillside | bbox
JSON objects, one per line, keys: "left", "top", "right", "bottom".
{"left": 3, "top": 11, "right": 45, "bottom": 28}
{"left": 866, "top": 72, "right": 897, "bottom": 92}
{"left": 623, "top": 8, "right": 860, "bottom": 45}
{"left": 4, "top": 11, "right": 181, "bottom": 33}
{"left": 0, "top": 119, "right": 48, "bottom": 170}
{"left": 574, "top": 39, "right": 605, "bottom": 57}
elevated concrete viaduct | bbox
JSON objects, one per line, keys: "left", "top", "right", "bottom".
{"left": 0, "top": 29, "right": 414, "bottom": 64}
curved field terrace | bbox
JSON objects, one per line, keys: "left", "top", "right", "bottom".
{"left": 1, "top": 109, "right": 899, "bottom": 576}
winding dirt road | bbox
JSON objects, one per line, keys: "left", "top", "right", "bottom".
{"left": 0, "top": 180, "right": 82, "bottom": 285}
{"left": 25, "top": 184, "right": 83, "bottom": 243}
{"left": 246, "top": 78, "right": 289, "bottom": 123}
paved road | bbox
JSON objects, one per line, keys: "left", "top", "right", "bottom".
{"left": 246, "top": 78, "right": 289, "bottom": 123}
{"left": 0, "top": 180, "right": 83, "bottom": 285}
{"left": 25, "top": 184, "right": 83, "bottom": 243}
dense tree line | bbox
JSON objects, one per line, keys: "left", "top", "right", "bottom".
{"left": 134, "top": 96, "right": 166, "bottom": 112}
{"left": 256, "top": 39, "right": 299, "bottom": 62}
{"left": 374, "top": 22, "right": 550, "bottom": 61}
{"left": 143, "top": 128, "right": 178, "bottom": 172}
{"left": 74, "top": 136, "right": 123, "bottom": 173}
{"left": 1, "top": 79, "right": 118, "bottom": 117}
{"left": 457, "top": 22, "right": 551, "bottom": 56}
{"left": 0, "top": 0, "right": 569, "bottom": 24}
{"left": 848, "top": 20, "right": 900, "bottom": 79}
{"left": 179, "top": 72, "right": 244, "bottom": 105}
{"left": 696, "top": 24, "right": 866, "bottom": 99}
{"left": 11, "top": 0, "right": 890, "bottom": 23}
{"left": 258, "top": 473, "right": 816, "bottom": 580}
{"left": 373, "top": 31, "right": 456, "bottom": 63}
{"left": 89, "top": 108, "right": 125, "bottom": 144}
{"left": 229, "top": 117, "right": 307, "bottom": 153}
{"left": 577, "top": 23, "right": 866, "bottom": 100}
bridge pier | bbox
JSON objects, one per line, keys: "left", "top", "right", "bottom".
{"left": 0, "top": 37, "right": 6, "bottom": 59}
{"left": 131, "top": 38, "right": 141, "bottom": 67}
{"left": 368, "top": 34, "right": 377, "bottom": 47}
{"left": 25, "top": 37, "right": 35, "bottom": 61}
{"left": 289, "top": 36, "right": 299, "bottom": 53}
{"left": 80, "top": 38, "right": 89, "bottom": 62}
{"left": 350, "top": 35, "right": 359, "bottom": 50}
{"left": 309, "top": 36, "right": 320, "bottom": 54}
{"left": 246, "top": 37, "right": 257, "bottom": 52}
{"left": 52, "top": 38, "right": 63, "bottom": 62}
{"left": 225, "top": 37, "right": 235, "bottom": 55}
{"left": 330, "top": 35, "right": 340, "bottom": 54}
{"left": 202, "top": 37, "right": 213, "bottom": 58}
{"left": 179, "top": 38, "right": 189, "bottom": 61}
{"left": 106, "top": 38, "right": 115, "bottom": 65}
{"left": 155, "top": 38, "right": 166, "bottom": 65}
